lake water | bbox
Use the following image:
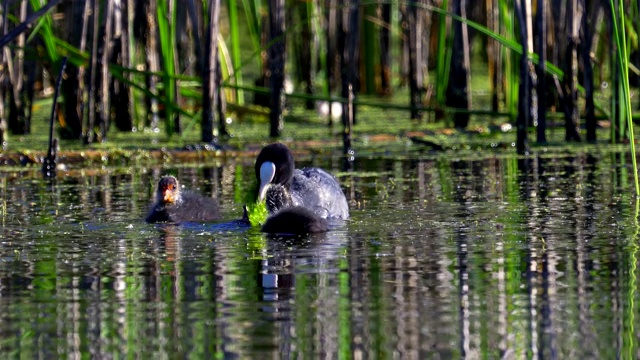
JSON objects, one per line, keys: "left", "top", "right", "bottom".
{"left": 0, "top": 147, "right": 638, "bottom": 358}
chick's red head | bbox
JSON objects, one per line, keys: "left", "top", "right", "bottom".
{"left": 157, "top": 176, "right": 181, "bottom": 204}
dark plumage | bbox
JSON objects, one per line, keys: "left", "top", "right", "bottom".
{"left": 255, "top": 143, "right": 349, "bottom": 220}
{"left": 261, "top": 206, "right": 329, "bottom": 235}
{"left": 263, "top": 183, "right": 293, "bottom": 214}
{"left": 145, "top": 176, "right": 221, "bottom": 223}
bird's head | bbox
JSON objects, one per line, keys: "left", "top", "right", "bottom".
{"left": 156, "top": 176, "right": 182, "bottom": 205}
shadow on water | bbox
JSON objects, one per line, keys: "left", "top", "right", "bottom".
{"left": 0, "top": 150, "right": 638, "bottom": 358}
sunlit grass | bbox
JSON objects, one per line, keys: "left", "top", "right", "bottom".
{"left": 609, "top": 0, "right": 639, "bottom": 196}
{"left": 9, "top": 84, "right": 640, "bottom": 157}
{"left": 228, "top": 0, "right": 245, "bottom": 105}
{"left": 4, "top": 0, "right": 640, "bottom": 178}
{"left": 156, "top": 0, "right": 177, "bottom": 136}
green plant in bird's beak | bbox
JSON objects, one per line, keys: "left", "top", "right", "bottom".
{"left": 247, "top": 200, "right": 268, "bottom": 227}
{"left": 238, "top": 174, "right": 268, "bottom": 227}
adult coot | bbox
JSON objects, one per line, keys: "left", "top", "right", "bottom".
{"left": 255, "top": 143, "right": 349, "bottom": 219}
{"left": 146, "top": 175, "right": 221, "bottom": 223}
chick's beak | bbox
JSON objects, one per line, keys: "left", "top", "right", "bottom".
{"left": 163, "top": 188, "right": 175, "bottom": 203}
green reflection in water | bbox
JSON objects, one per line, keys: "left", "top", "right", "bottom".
{"left": 0, "top": 151, "right": 639, "bottom": 357}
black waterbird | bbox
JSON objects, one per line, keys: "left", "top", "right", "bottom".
{"left": 255, "top": 143, "right": 349, "bottom": 220}
{"left": 146, "top": 175, "right": 221, "bottom": 223}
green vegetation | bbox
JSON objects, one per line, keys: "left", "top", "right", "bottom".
{"left": 246, "top": 200, "right": 268, "bottom": 227}
{"left": 1, "top": 1, "right": 640, "bottom": 192}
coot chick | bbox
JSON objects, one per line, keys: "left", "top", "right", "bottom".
{"left": 259, "top": 183, "right": 328, "bottom": 234}
{"left": 255, "top": 143, "right": 349, "bottom": 219}
{"left": 145, "top": 175, "right": 221, "bottom": 223}
{"left": 263, "top": 183, "right": 293, "bottom": 213}
{"left": 261, "top": 206, "right": 329, "bottom": 235}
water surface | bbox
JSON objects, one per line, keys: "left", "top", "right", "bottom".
{"left": 0, "top": 149, "right": 638, "bottom": 358}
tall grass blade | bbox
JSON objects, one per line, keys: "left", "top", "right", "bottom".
{"left": 157, "top": 0, "right": 177, "bottom": 136}
{"left": 500, "top": 0, "right": 517, "bottom": 121}
{"left": 241, "top": 0, "right": 263, "bottom": 67}
{"left": 109, "top": 67, "right": 196, "bottom": 119}
{"left": 487, "top": 0, "right": 500, "bottom": 111}
{"left": 228, "top": 0, "right": 244, "bottom": 105}
{"left": 31, "top": 1, "right": 57, "bottom": 62}
{"left": 217, "top": 34, "right": 236, "bottom": 104}
{"left": 434, "top": 0, "right": 450, "bottom": 109}
{"left": 0, "top": 0, "right": 59, "bottom": 49}
{"left": 610, "top": 0, "right": 640, "bottom": 196}
{"left": 423, "top": 2, "right": 565, "bottom": 79}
